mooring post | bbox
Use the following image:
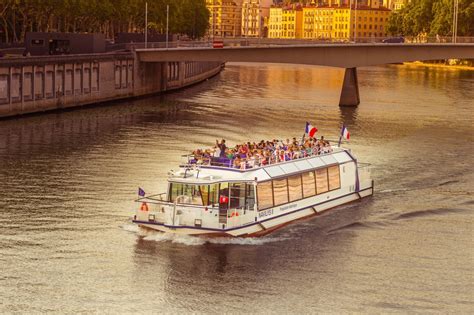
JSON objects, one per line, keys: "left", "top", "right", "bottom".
{"left": 339, "top": 67, "right": 360, "bottom": 107}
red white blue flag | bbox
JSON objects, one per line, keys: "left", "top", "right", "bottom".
{"left": 305, "top": 122, "right": 318, "bottom": 137}
{"left": 338, "top": 125, "right": 350, "bottom": 147}
{"left": 341, "top": 125, "right": 350, "bottom": 140}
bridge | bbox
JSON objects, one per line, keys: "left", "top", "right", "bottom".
{"left": 136, "top": 43, "right": 474, "bottom": 106}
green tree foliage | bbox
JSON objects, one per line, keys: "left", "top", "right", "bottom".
{"left": 387, "top": 0, "right": 474, "bottom": 37}
{"left": 0, "top": 0, "right": 210, "bottom": 44}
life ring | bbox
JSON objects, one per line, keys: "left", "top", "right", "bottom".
{"left": 140, "top": 202, "right": 149, "bottom": 211}
{"left": 230, "top": 212, "right": 239, "bottom": 217}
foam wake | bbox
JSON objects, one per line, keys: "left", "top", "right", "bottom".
{"left": 143, "top": 232, "right": 287, "bottom": 246}
{"left": 121, "top": 223, "right": 140, "bottom": 233}
{"left": 122, "top": 222, "right": 288, "bottom": 245}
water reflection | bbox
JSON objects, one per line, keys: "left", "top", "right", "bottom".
{"left": 0, "top": 63, "right": 473, "bottom": 313}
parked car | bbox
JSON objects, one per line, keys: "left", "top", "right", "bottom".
{"left": 382, "top": 37, "right": 405, "bottom": 43}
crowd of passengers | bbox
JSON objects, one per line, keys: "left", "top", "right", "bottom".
{"left": 190, "top": 136, "right": 333, "bottom": 169}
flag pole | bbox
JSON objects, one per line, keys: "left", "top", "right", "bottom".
{"left": 338, "top": 125, "right": 344, "bottom": 147}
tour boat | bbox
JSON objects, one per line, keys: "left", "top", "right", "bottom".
{"left": 132, "top": 145, "right": 373, "bottom": 237}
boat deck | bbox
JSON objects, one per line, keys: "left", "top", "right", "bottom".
{"left": 183, "top": 146, "right": 345, "bottom": 172}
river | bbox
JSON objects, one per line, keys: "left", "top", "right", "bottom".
{"left": 0, "top": 63, "right": 472, "bottom": 313}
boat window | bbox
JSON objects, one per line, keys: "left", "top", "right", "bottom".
{"left": 273, "top": 178, "right": 289, "bottom": 206}
{"left": 230, "top": 183, "right": 246, "bottom": 209}
{"left": 315, "top": 168, "right": 329, "bottom": 194}
{"left": 200, "top": 185, "right": 209, "bottom": 206}
{"left": 328, "top": 165, "right": 341, "bottom": 190}
{"left": 245, "top": 183, "right": 255, "bottom": 210}
{"left": 209, "top": 184, "right": 219, "bottom": 206}
{"left": 219, "top": 182, "right": 229, "bottom": 210}
{"left": 302, "top": 171, "right": 316, "bottom": 198}
{"left": 169, "top": 183, "right": 204, "bottom": 205}
{"left": 257, "top": 181, "right": 273, "bottom": 210}
{"left": 288, "top": 174, "right": 303, "bottom": 202}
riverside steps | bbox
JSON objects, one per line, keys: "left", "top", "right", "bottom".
{"left": 0, "top": 52, "right": 223, "bottom": 118}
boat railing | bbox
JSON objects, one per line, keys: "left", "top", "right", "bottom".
{"left": 135, "top": 193, "right": 170, "bottom": 205}
{"left": 357, "top": 162, "right": 372, "bottom": 181}
{"left": 182, "top": 145, "right": 343, "bottom": 171}
{"left": 225, "top": 205, "right": 256, "bottom": 228}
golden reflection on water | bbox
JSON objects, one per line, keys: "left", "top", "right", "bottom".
{"left": 0, "top": 63, "right": 473, "bottom": 313}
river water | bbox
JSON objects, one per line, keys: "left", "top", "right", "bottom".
{"left": 0, "top": 63, "right": 473, "bottom": 313}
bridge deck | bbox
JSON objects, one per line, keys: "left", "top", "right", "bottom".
{"left": 136, "top": 43, "right": 474, "bottom": 68}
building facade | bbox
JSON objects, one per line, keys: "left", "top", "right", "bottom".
{"left": 281, "top": 6, "right": 303, "bottom": 39}
{"left": 206, "top": 0, "right": 243, "bottom": 38}
{"left": 392, "top": 0, "right": 409, "bottom": 11}
{"left": 268, "top": 2, "right": 390, "bottom": 41}
{"left": 268, "top": 7, "right": 283, "bottom": 38}
{"left": 302, "top": 6, "right": 335, "bottom": 40}
{"left": 241, "top": 0, "right": 273, "bottom": 37}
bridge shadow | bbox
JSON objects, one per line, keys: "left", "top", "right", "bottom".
{"left": 339, "top": 103, "right": 358, "bottom": 127}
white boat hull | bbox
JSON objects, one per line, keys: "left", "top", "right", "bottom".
{"left": 134, "top": 183, "right": 374, "bottom": 237}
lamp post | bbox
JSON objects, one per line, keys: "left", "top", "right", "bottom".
{"left": 354, "top": 0, "right": 358, "bottom": 43}
{"left": 452, "top": 0, "right": 458, "bottom": 43}
{"left": 145, "top": 2, "right": 148, "bottom": 48}
{"left": 166, "top": 4, "right": 169, "bottom": 48}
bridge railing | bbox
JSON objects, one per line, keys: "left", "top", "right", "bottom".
{"left": 175, "top": 36, "right": 474, "bottom": 49}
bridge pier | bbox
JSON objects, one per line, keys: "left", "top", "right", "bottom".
{"left": 339, "top": 68, "right": 360, "bottom": 107}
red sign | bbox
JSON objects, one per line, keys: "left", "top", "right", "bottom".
{"left": 213, "top": 40, "right": 224, "bottom": 48}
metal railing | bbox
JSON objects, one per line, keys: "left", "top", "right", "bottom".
{"left": 184, "top": 145, "right": 343, "bottom": 171}
{"left": 173, "top": 37, "right": 474, "bottom": 49}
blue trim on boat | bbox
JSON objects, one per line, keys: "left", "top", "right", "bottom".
{"left": 132, "top": 186, "right": 373, "bottom": 232}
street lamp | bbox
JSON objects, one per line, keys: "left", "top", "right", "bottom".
{"left": 166, "top": 4, "right": 169, "bottom": 48}
{"left": 354, "top": 0, "right": 358, "bottom": 43}
{"left": 145, "top": 2, "right": 148, "bottom": 48}
{"left": 452, "top": 0, "right": 458, "bottom": 43}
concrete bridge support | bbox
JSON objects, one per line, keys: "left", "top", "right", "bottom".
{"left": 339, "top": 67, "right": 360, "bottom": 107}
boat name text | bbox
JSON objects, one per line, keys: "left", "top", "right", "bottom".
{"left": 258, "top": 209, "right": 273, "bottom": 218}
{"left": 280, "top": 204, "right": 297, "bottom": 211}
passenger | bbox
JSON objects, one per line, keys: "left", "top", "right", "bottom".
{"left": 216, "top": 139, "right": 227, "bottom": 158}
{"left": 247, "top": 152, "right": 256, "bottom": 168}
{"left": 226, "top": 149, "right": 235, "bottom": 160}
{"left": 233, "top": 156, "right": 241, "bottom": 169}
{"left": 239, "top": 144, "right": 249, "bottom": 157}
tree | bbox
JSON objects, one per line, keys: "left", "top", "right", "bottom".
{"left": 0, "top": 0, "right": 210, "bottom": 44}
{"left": 386, "top": 0, "right": 474, "bottom": 37}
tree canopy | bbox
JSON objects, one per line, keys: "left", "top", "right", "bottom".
{"left": 387, "top": 0, "right": 474, "bottom": 37}
{"left": 0, "top": 0, "right": 210, "bottom": 44}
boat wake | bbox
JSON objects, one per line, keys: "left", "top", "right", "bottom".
{"left": 121, "top": 223, "right": 287, "bottom": 246}
{"left": 393, "top": 207, "right": 466, "bottom": 220}
{"left": 121, "top": 223, "right": 140, "bottom": 233}
{"left": 327, "top": 221, "right": 388, "bottom": 234}
{"left": 144, "top": 232, "right": 288, "bottom": 246}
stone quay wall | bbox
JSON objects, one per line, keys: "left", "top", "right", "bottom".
{"left": 0, "top": 53, "right": 223, "bottom": 118}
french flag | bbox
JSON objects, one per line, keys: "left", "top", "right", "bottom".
{"left": 341, "top": 125, "right": 350, "bottom": 140}
{"left": 305, "top": 122, "right": 318, "bottom": 137}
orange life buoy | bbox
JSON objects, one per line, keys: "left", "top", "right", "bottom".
{"left": 140, "top": 202, "right": 149, "bottom": 211}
